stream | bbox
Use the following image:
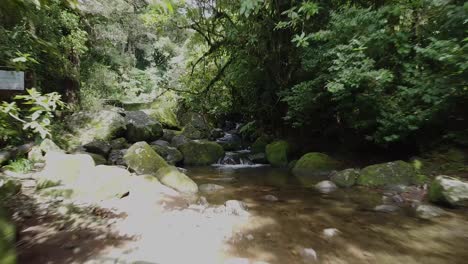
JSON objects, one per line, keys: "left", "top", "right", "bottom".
{"left": 186, "top": 165, "right": 468, "bottom": 264}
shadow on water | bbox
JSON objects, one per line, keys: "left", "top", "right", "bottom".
{"left": 187, "top": 166, "right": 468, "bottom": 264}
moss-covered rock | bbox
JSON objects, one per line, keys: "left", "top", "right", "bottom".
{"left": 429, "top": 175, "right": 468, "bottom": 207}
{"left": 87, "top": 152, "right": 107, "bottom": 165}
{"left": 330, "top": 169, "right": 360, "bottom": 188}
{"left": 151, "top": 144, "right": 183, "bottom": 165}
{"left": 357, "top": 160, "right": 416, "bottom": 187}
{"left": 39, "top": 186, "right": 74, "bottom": 199}
{"left": 144, "top": 107, "right": 180, "bottom": 130}
{"left": 292, "top": 152, "right": 340, "bottom": 176}
{"left": 83, "top": 140, "right": 111, "bottom": 157}
{"left": 251, "top": 135, "right": 271, "bottom": 154}
{"left": 125, "top": 111, "right": 163, "bottom": 142}
{"left": 66, "top": 110, "right": 127, "bottom": 145}
{"left": 124, "top": 142, "right": 168, "bottom": 174}
{"left": 178, "top": 140, "right": 224, "bottom": 166}
{"left": 0, "top": 207, "right": 16, "bottom": 264}
{"left": 155, "top": 166, "right": 198, "bottom": 194}
{"left": 265, "top": 140, "right": 290, "bottom": 167}
{"left": 181, "top": 123, "right": 204, "bottom": 139}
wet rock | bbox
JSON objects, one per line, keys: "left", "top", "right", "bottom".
{"left": 249, "top": 153, "right": 268, "bottom": 164}
{"left": 265, "top": 140, "right": 289, "bottom": 167}
{"left": 357, "top": 161, "right": 416, "bottom": 187}
{"left": 225, "top": 200, "right": 250, "bottom": 216}
{"left": 330, "top": 168, "right": 360, "bottom": 188}
{"left": 251, "top": 135, "right": 271, "bottom": 154}
{"left": 162, "top": 129, "right": 180, "bottom": 142}
{"left": 415, "top": 204, "right": 446, "bottom": 219}
{"left": 155, "top": 166, "right": 198, "bottom": 194}
{"left": 83, "top": 140, "right": 111, "bottom": 157}
{"left": 293, "top": 152, "right": 341, "bottom": 177}
{"left": 151, "top": 139, "right": 170, "bottom": 147}
{"left": 323, "top": 228, "right": 340, "bottom": 238}
{"left": 216, "top": 133, "right": 242, "bottom": 151}
{"left": 300, "top": 248, "right": 318, "bottom": 262}
{"left": 179, "top": 140, "right": 224, "bottom": 166}
{"left": 124, "top": 142, "right": 168, "bottom": 174}
{"left": 125, "top": 111, "right": 163, "bottom": 142}
{"left": 199, "top": 183, "right": 225, "bottom": 193}
{"left": 210, "top": 128, "right": 224, "bottom": 140}
{"left": 429, "top": 175, "right": 468, "bottom": 207}
{"left": 315, "top": 181, "right": 337, "bottom": 194}
{"left": 374, "top": 204, "right": 399, "bottom": 213}
{"left": 261, "top": 194, "right": 279, "bottom": 202}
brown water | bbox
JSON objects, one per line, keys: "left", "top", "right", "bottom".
{"left": 186, "top": 166, "right": 468, "bottom": 264}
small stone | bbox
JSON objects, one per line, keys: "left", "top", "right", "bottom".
{"left": 199, "top": 183, "right": 225, "bottom": 193}
{"left": 415, "top": 204, "right": 446, "bottom": 219}
{"left": 315, "top": 181, "right": 337, "bottom": 194}
{"left": 374, "top": 204, "right": 399, "bottom": 213}
{"left": 246, "top": 234, "right": 254, "bottom": 240}
{"left": 322, "top": 228, "right": 340, "bottom": 238}
{"left": 198, "top": 196, "right": 209, "bottom": 206}
{"left": 261, "top": 194, "right": 278, "bottom": 202}
{"left": 225, "top": 200, "right": 250, "bottom": 216}
{"left": 300, "top": 248, "right": 318, "bottom": 261}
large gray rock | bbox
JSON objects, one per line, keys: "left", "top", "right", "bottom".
{"left": 171, "top": 134, "right": 189, "bottom": 148}
{"left": 150, "top": 144, "right": 183, "bottom": 165}
{"left": 357, "top": 161, "right": 416, "bottom": 187}
{"left": 178, "top": 140, "right": 224, "bottom": 166}
{"left": 67, "top": 110, "right": 126, "bottom": 145}
{"left": 83, "top": 140, "right": 111, "bottom": 157}
{"left": 155, "top": 166, "right": 198, "bottom": 194}
{"left": 429, "top": 175, "right": 468, "bottom": 207}
{"left": 330, "top": 169, "right": 360, "bottom": 188}
{"left": 125, "top": 111, "right": 163, "bottom": 142}
{"left": 124, "top": 142, "right": 168, "bottom": 174}
{"left": 415, "top": 204, "right": 446, "bottom": 219}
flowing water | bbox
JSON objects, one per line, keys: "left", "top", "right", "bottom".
{"left": 186, "top": 166, "right": 468, "bottom": 264}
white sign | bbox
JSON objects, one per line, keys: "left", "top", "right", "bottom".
{"left": 0, "top": 70, "right": 24, "bottom": 90}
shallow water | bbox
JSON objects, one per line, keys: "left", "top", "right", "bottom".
{"left": 186, "top": 166, "right": 468, "bottom": 264}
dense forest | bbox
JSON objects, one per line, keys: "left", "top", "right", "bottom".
{"left": 1, "top": 0, "right": 466, "bottom": 152}
{"left": 0, "top": 1, "right": 467, "bottom": 264}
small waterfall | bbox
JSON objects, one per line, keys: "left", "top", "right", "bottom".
{"left": 217, "top": 151, "right": 253, "bottom": 165}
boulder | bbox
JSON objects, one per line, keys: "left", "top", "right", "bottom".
{"left": 124, "top": 142, "right": 168, "bottom": 174}
{"left": 179, "top": 112, "right": 211, "bottom": 135}
{"left": 216, "top": 133, "right": 242, "bottom": 151}
{"left": 151, "top": 139, "right": 170, "bottom": 147}
{"left": 28, "top": 139, "right": 64, "bottom": 163}
{"left": 143, "top": 107, "right": 180, "bottom": 129}
{"left": 224, "top": 200, "right": 250, "bottom": 216}
{"left": 265, "top": 140, "right": 289, "bottom": 167}
{"left": 37, "top": 152, "right": 95, "bottom": 186}
{"left": 251, "top": 135, "right": 271, "bottom": 154}
{"left": 162, "top": 129, "right": 180, "bottom": 142}
{"left": 87, "top": 153, "right": 107, "bottom": 165}
{"left": 179, "top": 140, "right": 224, "bottom": 166}
{"left": 151, "top": 144, "right": 183, "bottom": 165}
{"left": 171, "top": 134, "right": 189, "bottom": 148}
{"left": 83, "top": 140, "right": 111, "bottom": 157}
{"left": 210, "top": 128, "right": 224, "bottom": 140}
{"left": 181, "top": 123, "right": 205, "bottom": 140}
{"left": 249, "top": 152, "right": 268, "bottom": 164}
{"left": 199, "top": 183, "right": 225, "bottom": 193}
{"left": 125, "top": 111, "right": 163, "bottom": 142}
{"left": 357, "top": 161, "right": 416, "bottom": 187}
{"left": 415, "top": 204, "right": 446, "bottom": 219}
{"left": 292, "top": 152, "right": 341, "bottom": 177}
{"left": 315, "top": 180, "right": 337, "bottom": 194}
{"left": 108, "top": 149, "right": 127, "bottom": 166}
{"left": 0, "top": 208, "right": 16, "bottom": 264}
{"left": 66, "top": 110, "right": 126, "bottom": 145}
{"left": 110, "top": 137, "right": 128, "bottom": 150}
{"left": 429, "top": 175, "right": 468, "bottom": 207}
{"left": 330, "top": 169, "right": 360, "bottom": 188}
{"left": 155, "top": 166, "right": 198, "bottom": 194}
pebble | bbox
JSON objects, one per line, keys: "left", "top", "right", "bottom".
{"left": 261, "top": 194, "right": 279, "bottom": 202}
{"left": 322, "top": 228, "right": 340, "bottom": 238}
{"left": 374, "top": 204, "right": 399, "bottom": 213}
{"left": 300, "top": 248, "right": 318, "bottom": 261}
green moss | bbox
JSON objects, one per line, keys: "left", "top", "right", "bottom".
{"left": 39, "top": 187, "right": 74, "bottom": 199}
{"left": 36, "top": 179, "right": 61, "bottom": 190}
{"left": 292, "top": 152, "right": 340, "bottom": 176}
{"left": 178, "top": 140, "right": 224, "bottom": 166}
{"left": 251, "top": 135, "right": 271, "bottom": 154}
{"left": 428, "top": 179, "right": 445, "bottom": 204}
{"left": 0, "top": 177, "right": 21, "bottom": 200}
{"left": 124, "top": 142, "right": 168, "bottom": 174}
{"left": 412, "top": 174, "right": 429, "bottom": 185}
{"left": 265, "top": 140, "right": 290, "bottom": 167}
{"left": 330, "top": 169, "right": 360, "bottom": 188}
{"left": 357, "top": 160, "right": 416, "bottom": 187}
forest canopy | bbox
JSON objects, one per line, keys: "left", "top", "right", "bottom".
{"left": 0, "top": 0, "right": 467, "bottom": 150}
